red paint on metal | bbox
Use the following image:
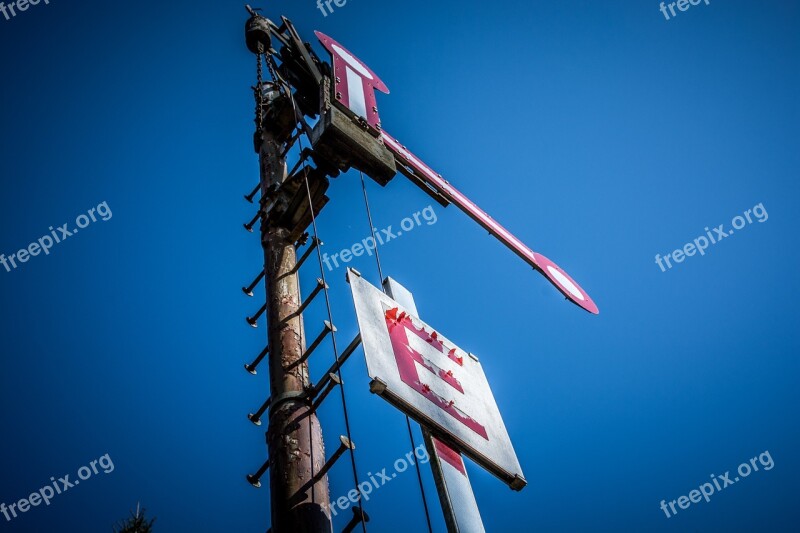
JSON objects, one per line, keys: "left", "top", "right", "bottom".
{"left": 311, "top": 33, "right": 597, "bottom": 315}
{"left": 433, "top": 437, "right": 467, "bottom": 476}
{"left": 384, "top": 308, "right": 465, "bottom": 395}
{"left": 532, "top": 252, "right": 599, "bottom": 314}
{"left": 384, "top": 308, "right": 488, "bottom": 440}
{"left": 314, "top": 31, "right": 389, "bottom": 129}
{"left": 381, "top": 131, "right": 599, "bottom": 315}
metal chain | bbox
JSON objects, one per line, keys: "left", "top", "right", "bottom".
{"left": 266, "top": 54, "right": 281, "bottom": 89}
{"left": 255, "top": 45, "right": 265, "bottom": 141}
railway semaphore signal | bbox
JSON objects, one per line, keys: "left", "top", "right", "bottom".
{"left": 238, "top": 6, "right": 598, "bottom": 532}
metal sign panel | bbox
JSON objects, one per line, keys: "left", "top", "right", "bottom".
{"left": 315, "top": 31, "right": 389, "bottom": 130}
{"left": 348, "top": 270, "right": 526, "bottom": 489}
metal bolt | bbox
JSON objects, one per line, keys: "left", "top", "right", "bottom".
{"left": 289, "top": 321, "right": 335, "bottom": 369}
{"left": 295, "top": 279, "right": 327, "bottom": 316}
{"left": 244, "top": 210, "right": 263, "bottom": 232}
{"left": 246, "top": 303, "right": 267, "bottom": 328}
{"left": 342, "top": 507, "right": 370, "bottom": 533}
{"left": 293, "top": 237, "right": 321, "bottom": 273}
{"left": 248, "top": 395, "right": 271, "bottom": 426}
{"left": 320, "top": 334, "right": 361, "bottom": 380}
{"left": 242, "top": 269, "right": 266, "bottom": 297}
{"left": 316, "top": 435, "right": 355, "bottom": 480}
{"left": 244, "top": 183, "right": 260, "bottom": 203}
{"left": 244, "top": 345, "right": 270, "bottom": 375}
{"left": 309, "top": 373, "right": 342, "bottom": 412}
{"left": 247, "top": 457, "right": 270, "bottom": 488}
{"left": 295, "top": 232, "right": 310, "bottom": 248}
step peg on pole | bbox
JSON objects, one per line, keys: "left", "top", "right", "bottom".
{"left": 316, "top": 435, "right": 355, "bottom": 481}
{"left": 285, "top": 148, "right": 314, "bottom": 180}
{"left": 308, "top": 373, "right": 342, "bottom": 412}
{"left": 244, "top": 209, "right": 264, "bottom": 233}
{"left": 342, "top": 507, "right": 370, "bottom": 533}
{"left": 321, "top": 334, "right": 362, "bottom": 378}
{"left": 244, "top": 345, "right": 270, "bottom": 375}
{"left": 247, "top": 457, "right": 270, "bottom": 488}
{"left": 247, "top": 303, "right": 267, "bottom": 328}
{"left": 248, "top": 395, "right": 271, "bottom": 426}
{"left": 289, "top": 321, "right": 335, "bottom": 369}
{"left": 280, "top": 130, "right": 302, "bottom": 158}
{"left": 296, "top": 278, "right": 327, "bottom": 316}
{"left": 311, "top": 335, "right": 361, "bottom": 395}
{"left": 242, "top": 268, "right": 266, "bottom": 297}
{"left": 293, "top": 236, "right": 321, "bottom": 273}
{"left": 244, "top": 183, "right": 260, "bottom": 203}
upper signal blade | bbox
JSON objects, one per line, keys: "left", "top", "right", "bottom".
{"left": 381, "top": 131, "right": 598, "bottom": 315}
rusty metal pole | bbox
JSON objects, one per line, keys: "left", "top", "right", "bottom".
{"left": 260, "top": 128, "right": 333, "bottom": 532}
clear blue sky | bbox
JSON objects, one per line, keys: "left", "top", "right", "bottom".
{"left": 1, "top": 0, "right": 798, "bottom": 531}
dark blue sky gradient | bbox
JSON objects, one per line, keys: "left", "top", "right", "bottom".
{"left": 1, "top": 0, "right": 798, "bottom": 531}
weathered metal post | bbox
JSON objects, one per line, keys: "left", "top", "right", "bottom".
{"left": 245, "top": 10, "right": 333, "bottom": 529}
{"left": 259, "top": 128, "right": 332, "bottom": 533}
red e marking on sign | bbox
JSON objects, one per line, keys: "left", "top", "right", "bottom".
{"left": 348, "top": 270, "right": 524, "bottom": 488}
{"left": 384, "top": 306, "right": 488, "bottom": 440}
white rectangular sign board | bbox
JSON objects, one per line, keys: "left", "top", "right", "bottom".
{"left": 348, "top": 269, "right": 525, "bottom": 489}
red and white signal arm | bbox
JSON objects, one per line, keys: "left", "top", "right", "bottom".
{"left": 348, "top": 270, "right": 526, "bottom": 490}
